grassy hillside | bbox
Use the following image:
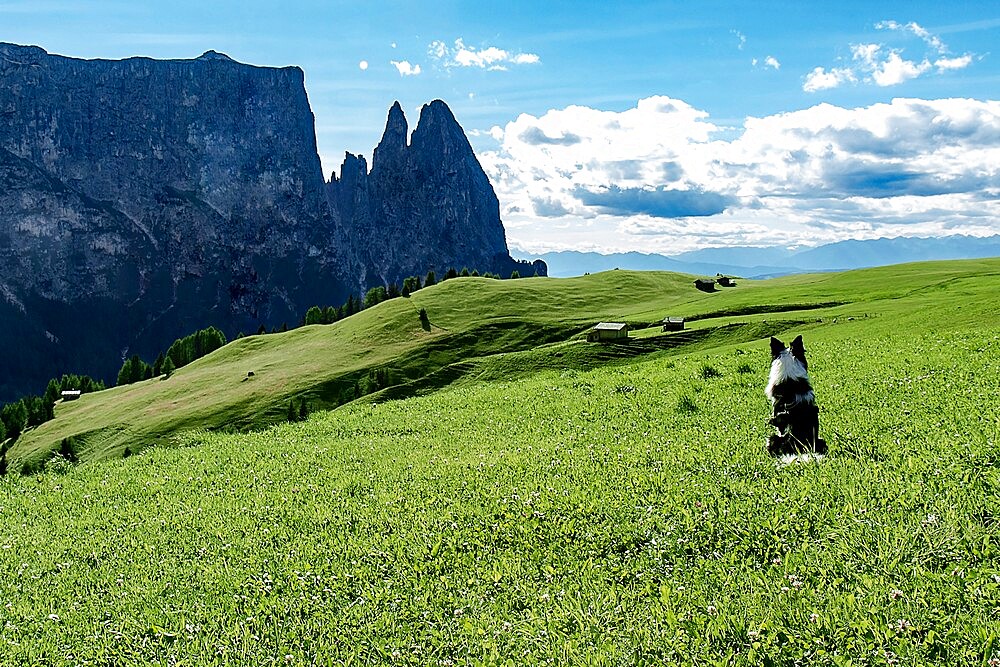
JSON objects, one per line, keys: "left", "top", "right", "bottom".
{"left": 0, "top": 258, "right": 998, "bottom": 664}
{"left": 9, "top": 259, "right": 1000, "bottom": 470}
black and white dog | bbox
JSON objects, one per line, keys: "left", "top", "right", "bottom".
{"left": 766, "top": 335, "right": 827, "bottom": 457}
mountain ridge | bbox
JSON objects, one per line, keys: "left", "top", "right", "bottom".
{"left": 0, "top": 42, "right": 541, "bottom": 401}
{"left": 535, "top": 234, "right": 1000, "bottom": 278}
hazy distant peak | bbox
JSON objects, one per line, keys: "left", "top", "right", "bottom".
{"left": 196, "top": 50, "right": 235, "bottom": 62}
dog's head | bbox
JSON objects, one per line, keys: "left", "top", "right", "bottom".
{"left": 770, "top": 335, "right": 807, "bottom": 370}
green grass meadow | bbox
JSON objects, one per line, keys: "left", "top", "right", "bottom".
{"left": 1, "top": 260, "right": 999, "bottom": 665}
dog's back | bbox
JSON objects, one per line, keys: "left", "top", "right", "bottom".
{"left": 766, "top": 336, "right": 827, "bottom": 456}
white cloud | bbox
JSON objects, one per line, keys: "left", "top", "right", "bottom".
{"left": 428, "top": 38, "right": 540, "bottom": 70}
{"left": 764, "top": 55, "right": 781, "bottom": 70}
{"left": 936, "top": 54, "right": 973, "bottom": 71}
{"left": 805, "top": 21, "right": 975, "bottom": 92}
{"left": 877, "top": 20, "right": 946, "bottom": 53}
{"left": 480, "top": 96, "right": 1000, "bottom": 253}
{"left": 732, "top": 29, "right": 746, "bottom": 50}
{"left": 390, "top": 60, "right": 421, "bottom": 76}
{"left": 358, "top": 60, "right": 368, "bottom": 71}
{"left": 871, "top": 52, "right": 931, "bottom": 86}
{"left": 803, "top": 66, "right": 856, "bottom": 92}
{"left": 512, "top": 52, "right": 540, "bottom": 65}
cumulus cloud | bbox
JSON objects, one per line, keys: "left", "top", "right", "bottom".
{"left": 804, "top": 20, "right": 974, "bottom": 92}
{"left": 518, "top": 127, "right": 582, "bottom": 146}
{"left": 871, "top": 51, "right": 931, "bottom": 86}
{"left": 428, "top": 38, "right": 540, "bottom": 70}
{"left": 480, "top": 96, "right": 1000, "bottom": 253}
{"left": 390, "top": 60, "right": 421, "bottom": 76}
{"left": 764, "top": 55, "right": 781, "bottom": 70}
{"left": 574, "top": 185, "right": 734, "bottom": 218}
{"left": 803, "top": 66, "right": 856, "bottom": 92}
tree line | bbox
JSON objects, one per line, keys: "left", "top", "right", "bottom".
{"left": 301, "top": 267, "right": 524, "bottom": 328}
{"left": 116, "top": 326, "right": 227, "bottom": 387}
{"left": 0, "top": 373, "right": 106, "bottom": 473}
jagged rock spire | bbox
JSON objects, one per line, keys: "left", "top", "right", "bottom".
{"left": 372, "top": 101, "right": 408, "bottom": 170}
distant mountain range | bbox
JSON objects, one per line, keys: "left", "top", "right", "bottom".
{"left": 535, "top": 235, "right": 1000, "bottom": 278}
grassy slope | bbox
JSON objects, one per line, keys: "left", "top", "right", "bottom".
{"left": 0, "top": 259, "right": 998, "bottom": 664}
{"left": 9, "top": 258, "right": 1000, "bottom": 470}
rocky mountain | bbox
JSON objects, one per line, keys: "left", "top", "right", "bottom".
{"left": 0, "top": 43, "right": 540, "bottom": 401}
{"left": 327, "top": 101, "right": 543, "bottom": 285}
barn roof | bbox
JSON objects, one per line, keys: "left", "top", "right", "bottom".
{"left": 593, "top": 322, "right": 628, "bottom": 331}
{"left": 662, "top": 316, "right": 685, "bottom": 323}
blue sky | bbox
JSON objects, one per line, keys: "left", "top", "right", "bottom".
{"left": 3, "top": 0, "right": 999, "bottom": 253}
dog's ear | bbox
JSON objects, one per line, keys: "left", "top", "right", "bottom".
{"left": 790, "top": 335, "right": 807, "bottom": 366}
{"left": 769, "top": 337, "right": 784, "bottom": 358}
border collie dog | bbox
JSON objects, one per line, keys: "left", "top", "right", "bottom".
{"left": 766, "top": 335, "right": 827, "bottom": 457}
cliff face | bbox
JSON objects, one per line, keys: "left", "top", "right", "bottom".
{"left": 0, "top": 44, "right": 541, "bottom": 401}
{"left": 0, "top": 43, "right": 358, "bottom": 399}
{"left": 327, "top": 101, "right": 545, "bottom": 284}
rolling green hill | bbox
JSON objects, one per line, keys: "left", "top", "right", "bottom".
{"left": 1, "top": 258, "right": 999, "bottom": 664}
{"left": 9, "top": 258, "right": 1000, "bottom": 470}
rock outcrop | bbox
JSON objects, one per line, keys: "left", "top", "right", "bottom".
{"left": 327, "top": 100, "right": 543, "bottom": 285}
{"left": 0, "top": 43, "right": 541, "bottom": 400}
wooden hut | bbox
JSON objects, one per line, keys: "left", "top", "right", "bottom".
{"left": 60, "top": 390, "right": 81, "bottom": 401}
{"left": 587, "top": 322, "right": 629, "bottom": 342}
{"left": 694, "top": 278, "right": 716, "bottom": 292}
{"left": 716, "top": 275, "right": 735, "bottom": 287}
{"left": 662, "top": 317, "right": 685, "bottom": 331}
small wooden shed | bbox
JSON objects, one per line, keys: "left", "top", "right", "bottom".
{"left": 694, "top": 278, "right": 716, "bottom": 292}
{"left": 716, "top": 275, "right": 735, "bottom": 287}
{"left": 587, "top": 322, "right": 629, "bottom": 342}
{"left": 662, "top": 316, "right": 685, "bottom": 332}
{"left": 60, "top": 390, "right": 81, "bottom": 401}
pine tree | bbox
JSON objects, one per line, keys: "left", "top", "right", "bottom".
{"left": 153, "top": 352, "right": 165, "bottom": 377}
{"left": 1, "top": 401, "right": 28, "bottom": 440}
{"left": 323, "top": 306, "right": 338, "bottom": 324}
{"left": 258, "top": 324, "right": 267, "bottom": 335}
{"left": 59, "top": 437, "right": 78, "bottom": 463}
{"left": 460, "top": 267, "right": 470, "bottom": 277}
{"left": 44, "top": 379, "right": 61, "bottom": 419}
{"left": 445, "top": 268, "right": 458, "bottom": 280}
{"left": 510, "top": 270, "right": 521, "bottom": 279}
{"left": 419, "top": 308, "right": 430, "bottom": 330}
{"left": 287, "top": 400, "right": 298, "bottom": 422}
{"left": 402, "top": 276, "right": 421, "bottom": 296}
{"left": 425, "top": 270, "right": 437, "bottom": 287}
{"left": 117, "top": 357, "right": 135, "bottom": 386}
{"left": 25, "top": 396, "right": 47, "bottom": 427}
{"left": 387, "top": 283, "right": 401, "bottom": 299}
{"left": 162, "top": 356, "right": 176, "bottom": 378}
{"left": 298, "top": 401, "right": 309, "bottom": 421}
